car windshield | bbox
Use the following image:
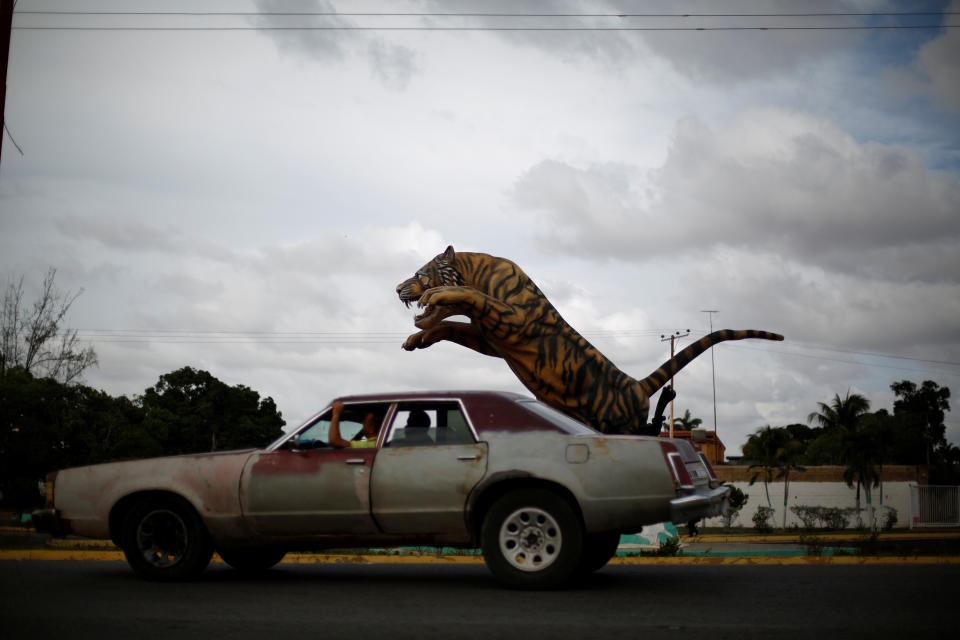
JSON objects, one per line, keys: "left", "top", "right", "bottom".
{"left": 516, "top": 400, "right": 598, "bottom": 435}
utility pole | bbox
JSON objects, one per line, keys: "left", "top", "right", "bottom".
{"left": 0, "top": 0, "right": 14, "bottom": 162}
{"left": 660, "top": 329, "right": 689, "bottom": 438}
{"left": 702, "top": 310, "right": 719, "bottom": 437}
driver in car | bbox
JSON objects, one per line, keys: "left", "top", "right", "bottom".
{"left": 328, "top": 401, "right": 380, "bottom": 448}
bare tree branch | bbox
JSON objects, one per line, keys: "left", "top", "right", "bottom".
{"left": 1, "top": 268, "right": 98, "bottom": 383}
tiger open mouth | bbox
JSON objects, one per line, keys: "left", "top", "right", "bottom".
{"left": 402, "top": 297, "right": 442, "bottom": 329}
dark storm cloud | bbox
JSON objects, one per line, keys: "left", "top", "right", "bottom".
{"left": 251, "top": 0, "right": 420, "bottom": 89}
{"left": 424, "top": 0, "right": 873, "bottom": 81}
{"left": 513, "top": 109, "right": 960, "bottom": 283}
{"left": 251, "top": 0, "right": 353, "bottom": 60}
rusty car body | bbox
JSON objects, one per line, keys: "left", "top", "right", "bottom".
{"left": 33, "top": 390, "right": 728, "bottom": 588}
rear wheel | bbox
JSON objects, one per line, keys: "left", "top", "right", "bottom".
{"left": 121, "top": 496, "right": 213, "bottom": 581}
{"left": 481, "top": 488, "right": 583, "bottom": 589}
{"left": 577, "top": 531, "right": 622, "bottom": 574}
{"left": 217, "top": 547, "right": 287, "bottom": 572}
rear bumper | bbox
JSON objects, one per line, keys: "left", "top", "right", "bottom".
{"left": 669, "top": 485, "right": 729, "bottom": 524}
{"left": 31, "top": 508, "right": 69, "bottom": 537}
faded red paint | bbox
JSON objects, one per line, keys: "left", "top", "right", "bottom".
{"left": 248, "top": 448, "right": 376, "bottom": 476}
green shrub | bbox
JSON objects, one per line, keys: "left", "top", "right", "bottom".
{"left": 753, "top": 506, "right": 775, "bottom": 533}
{"left": 721, "top": 484, "right": 749, "bottom": 529}
{"left": 878, "top": 506, "right": 898, "bottom": 531}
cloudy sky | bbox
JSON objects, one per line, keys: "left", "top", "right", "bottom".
{"left": 2, "top": 0, "right": 959, "bottom": 455}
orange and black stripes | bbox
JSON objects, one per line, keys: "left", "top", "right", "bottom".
{"left": 398, "top": 247, "right": 784, "bottom": 435}
{"left": 639, "top": 330, "right": 784, "bottom": 395}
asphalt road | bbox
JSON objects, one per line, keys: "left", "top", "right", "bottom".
{"left": 1, "top": 559, "right": 957, "bottom": 639}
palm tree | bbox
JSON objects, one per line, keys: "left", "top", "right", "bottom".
{"left": 809, "top": 390, "right": 879, "bottom": 528}
{"left": 744, "top": 425, "right": 781, "bottom": 509}
{"left": 807, "top": 390, "right": 871, "bottom": 433}
{"left": 841, "top": 419, "right": 883, "bottom": 530}
{"left": 775, "top": 437, "right": 806, "bottom": 528}
{"left": 744, "top": 425, "right": 805, "bottom": 527}
{"left": 672, "top": 409, "right": 703, "bottom": 430}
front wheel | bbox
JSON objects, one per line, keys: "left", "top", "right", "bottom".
{"left": 121, "top": 496, "right": 213, "bottom": 581}
{"left": 481, "top": 488, "right": 583, "bottom": 589}
{"left": 217, "top": 547, "right": 287, "bottom": 572}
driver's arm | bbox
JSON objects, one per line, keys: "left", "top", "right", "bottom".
{"left": 327, "top": 401, "right": 351, "bottom": 448}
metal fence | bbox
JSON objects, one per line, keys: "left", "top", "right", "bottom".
{"left": 910, "top": 485, "right": 960, "bottom": 528}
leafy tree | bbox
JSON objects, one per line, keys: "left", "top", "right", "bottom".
{"left": 139, "top": 367, "right": 285, "bottom": 454}
{"left": 672, "top": 409, "right": 703, "bottom": 430}
{"left": 891, "top": 380, "right": 951, "bottom": 466}
{"left": 1, "top": 269, "right": 97, "bottom": 383}
{"left": 0, "top": 368, "right": 155, "bottom": 511}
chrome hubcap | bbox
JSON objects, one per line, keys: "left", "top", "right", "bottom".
{"left": 498, "top": 506, "right": 562, "bottom": 572}
{"left": 136, "top": 509, "right": 188, "bottom": 568}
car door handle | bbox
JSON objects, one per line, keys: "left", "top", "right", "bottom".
{"left": 345, "top": 458, "right": 367, "bottom": 465}
{"left": 457, "top": 455, "right": 479, "bottom": 461}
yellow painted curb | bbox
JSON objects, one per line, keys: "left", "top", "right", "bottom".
{"left": 0, "top": 549, "right": 126, "bottom": 561}
{"left": 279, "top": 553, "right": 485, "bottom": 565}
{"left": 681, "top": 532, "right": 960, "bottom": 544}
{"left": 610, "top": 555, "right": 960, "bottom": 565}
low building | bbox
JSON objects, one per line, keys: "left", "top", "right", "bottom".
{"left": 660, "top": 428, "right": 726, "bottom": 466}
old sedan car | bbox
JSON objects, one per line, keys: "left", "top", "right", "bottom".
{"left": 33, "top": 390, "right": 727, "bottom": 588}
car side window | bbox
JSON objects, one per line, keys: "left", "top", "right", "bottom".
{"left": 386, "top": 401, "right": 475, "bottom": 447}
{"left": 295, "top": 411, "right": 363, "bottom": 449}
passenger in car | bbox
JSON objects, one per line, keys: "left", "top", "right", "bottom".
{"left": 328, "top": 401, "right": 380, "bottom": 448}
{"left": 393, "top": 408, "right": 433, "bottom": 446}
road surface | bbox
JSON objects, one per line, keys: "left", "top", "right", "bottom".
{"left": 1, "top": 559, "right": 956, "bottom": 638}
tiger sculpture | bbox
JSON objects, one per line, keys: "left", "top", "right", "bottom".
{"left": 396, "top": 246, "right": 784, "bottom": 435}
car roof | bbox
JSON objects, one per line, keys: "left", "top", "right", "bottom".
{"left": 335, "top": 390, "right": 531, "bottom": 403}
{"left": 331, "top": 390, "right": 594, "bottom": 435}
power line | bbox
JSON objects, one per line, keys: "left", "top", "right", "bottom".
{"left": 725, "top": 343, "right": 960, "bottom": 375}
{"left": 727, "top": 340, "right": 960, "bottom": 368}
{"left": 14, "top": 8, "right": 956, "bottom": 31}
{"left": 13, "top": 25, "right": 958, "bottom": 32}
{"left": 66, "top": 328, "right": 960, "bottom": 367}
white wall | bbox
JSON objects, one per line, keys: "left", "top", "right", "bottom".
{"left": 703, "top": 481, "right": 912, "bottom": 529}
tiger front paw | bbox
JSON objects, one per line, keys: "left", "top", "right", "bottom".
{"left": 419, "top": 286, "right": 465, "bottom": 308}
{"left": 402, "top": 332, "right": 425, "bottom": 351}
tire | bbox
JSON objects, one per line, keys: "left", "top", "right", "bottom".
{"left": 576, "top": 532, "right": 621, "bottom": 575}
{"left": 481, "top": 488, "right": 583, "bottom": 589}
{"left": 217, "top": 547, "right": 287, "bottom": 572}
{"left": 121, "top": 496, "right": 214, "bottom": 581}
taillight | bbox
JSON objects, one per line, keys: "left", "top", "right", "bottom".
{"left": 660, "top": 442, "right": 694, "bottom": 490}
{"left": 698, "top": 452, "right": 719, "bottom": 482}
{"left": 45, "top": 471, "right": 57, "bottom": 507}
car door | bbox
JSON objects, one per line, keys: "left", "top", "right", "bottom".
{"left": 370, "top": 400, "right": 487, "bottom": 534}
{"left": 239, "top": 405, "right": 385, "bottom": 537}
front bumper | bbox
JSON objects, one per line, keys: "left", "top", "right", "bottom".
{"left": 669, "top": 485, "right": 729, "bottom": 524}
{"left": 31, "top": 508, "right": 69, "bottom": 537}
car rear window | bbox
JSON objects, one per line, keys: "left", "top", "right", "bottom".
{"left": 516, "top": 400, "right": 598, "bottom": 435}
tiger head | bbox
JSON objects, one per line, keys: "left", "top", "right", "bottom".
{"left": 396, "top": 245, "right": 463, "bottom": 329}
